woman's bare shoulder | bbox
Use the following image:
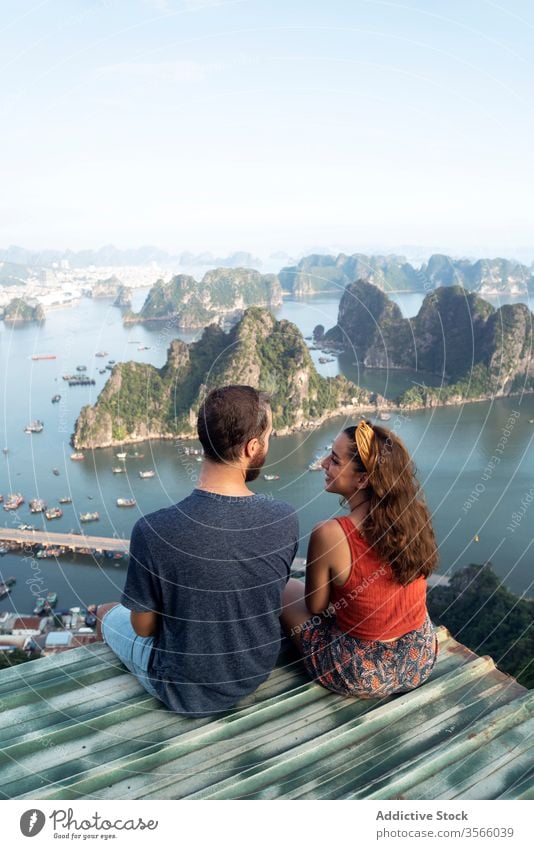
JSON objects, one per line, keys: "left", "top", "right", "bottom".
{"left": 310, "top": 518, "right": 347, "bottom": 544}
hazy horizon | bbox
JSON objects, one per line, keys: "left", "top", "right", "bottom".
{"left": 2, "top": 1, "right": 533, "bottom": 261}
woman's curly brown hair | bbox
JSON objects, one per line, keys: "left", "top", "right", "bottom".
{"left": 344, "top": 421, "right": 438, "bottom": 585}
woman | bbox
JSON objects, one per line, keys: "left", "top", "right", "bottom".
{"left": 281, "top": 419, "right": 439, "bottom": 698}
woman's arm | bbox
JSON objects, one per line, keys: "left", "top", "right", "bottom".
{"left": 305, "top": 521, "right": 338, "bottom": 614}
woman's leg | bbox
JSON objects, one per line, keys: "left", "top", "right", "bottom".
{"left": 280, "top": 578, "right": 313, "bottom": 648}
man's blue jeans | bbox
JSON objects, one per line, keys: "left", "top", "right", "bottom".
{"left": 101, "top": 603, "right": 160, "bottom": 699}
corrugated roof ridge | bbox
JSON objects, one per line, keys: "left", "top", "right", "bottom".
{"left": 17, "top": 680, "right": 349, "bottom": 800}
{"left": 183, "top": 655, "right": 502, "bottom": 800}
{"left": 275, "top": 678, "right": 526, "bottom": 801}
{"left": 356, "top": 691, "right": 534, "bottom": 800}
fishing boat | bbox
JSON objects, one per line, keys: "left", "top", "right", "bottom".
{"left": 79, "top": 511, "right": 100, "bottom": 523}
{"left": 112, "top": 466, "right": 125, "bottom": 474}
{"left": 52, "top": 468, "right": 60, "bottom": 476}
{"left": 263, "top": 474, "right": 280, "bottom": 481}
{"left": 126, "top": 451, "right": 144, "bottom": 459}
{"left": 105, "top": 364, "right": 113, "bottom": 370}
{"left": 51, "top": 394, "right": 61, "bottom": 403}
{"left": 116, "top": 452, "right": 127, "bottom": 460}
{"left": 18, "top": 523, "right": 36, "bottom": 531}
{"left": 70, "top": 452, "right": 85, "bottom": 461}
{"left": 31, "top": 354, "right": 56, "bottom": 360}
{"left": 108, "top": 359, "right": 115, "bottom": 364}
{"left": 0, "top": 577, "right": 16, "bottom": 597}
{"left": 318, "top": 356, "right": 334, "bottom": 364}
{"left": 68, "top": 377, "right": 95, "bottom": 386}
{"left": 29, "top": 498, "right": 47, "bottom": 513}
{"left": 2, "top": 448, "right": 8, "bottom": 454}
{"left": 24, "top": 420, "right": 44, "bottom": 433}
{"left": 3, "top": 493, "right": 24, "bottom": 510}
{"left": 76, "top": 365, "right": 87, "bottom": 372}
{"left": 99, "top": 368, "right": 106, "bottom": 374}
{"left": 139, "top": 470, "right": 155, "bottom": 479}
{"left": 137, "top": 345, "right": 150, "bottom": 351}
{"left": 45, "top": 507, "right": 63, "bottom": 520}
{"left": 116, "top": 497, "right": 136, "bottom": 507}
{"left": 58, "top": 496, "right": 72, "bottom": 504}
{"left": 95, "top": 351, "right": 108, "bottom": 357}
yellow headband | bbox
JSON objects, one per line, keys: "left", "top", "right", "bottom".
{"left": 355, "top": 420, "right": 375, "bottom": 472}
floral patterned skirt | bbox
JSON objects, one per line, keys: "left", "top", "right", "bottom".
{"left": 298, "top": 612, "right": 439, "bottom": 699}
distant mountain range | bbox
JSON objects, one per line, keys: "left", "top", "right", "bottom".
{"left": 279, "top": 253, "right": 534, "bottom": 296}
{"left": 1, "top": 246, "right": 534, "bottom": 296}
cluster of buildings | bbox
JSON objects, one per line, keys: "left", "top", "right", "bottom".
{"left": 0, "top": 608, "right": 99, "bottom": 659}
{"left": 0, "top": 261, "right": 171, "bottom": 312}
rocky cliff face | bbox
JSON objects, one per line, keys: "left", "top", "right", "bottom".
{"left": 422, "top": 254, "right": 534, "bottom": 295}
{"left": 72, "top": 307, "right": 383, "bottom": 448}
{"left": 123, "top": 268, "right": 283, "bottom": 328}
{"left": 324, "top": 280, "right": 533, "bottom": 406}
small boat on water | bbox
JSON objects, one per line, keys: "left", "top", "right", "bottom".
{"left": 68, "top": 377, "right": 95, "bottom": 386}
{"left": 99, "top": 368, "right": 106, "bottom": 374}
{"left": 137, "top": 345, "right": 150, "bottom": 351}
{"left": 70, "top": 452, "right": 85, "bottom": 461}
{"left": 3, "top": 493, "right": 24, "bottom": 510}
{"left": 263, "top": 474, "right": 280, "bottom": 481}
{"left": 139, "top": 470, "right": 155, "bottom": 479}
{"left": 117, "top": 497, "right": 136, "bottom": 508}
{"left": 95, "top": 351, "right": 108, "bottom": 357}
{"left": 29, "top": 498, "right": 47, "bottom": 513}
{"left": 51, "top": 394, "right": 61, "bottom": 403}
{"left": 126, "top": 451, "right": 144, "bottom": 459}
{"left": 378, "top": 412, "right": 391, "bottom": 421}
{"left": 24, "top": 420, "right": 44, "bottom": 433}
{"left": 2, "top": 448, "right": 8, "bottom": 454}
{"left": 45, "top": 507, "right": 63, "bottom": 520}
{"left": 116, "top": 452, "right": 127, "bottom": 460}
{"left": 18, "top": 523, "right": 36, "bottom": 531}
{"left": 58, "top": 496, "right": 72, "bottom": 504}
{"left": 76, "top": 365, "right": 87, "bottom": 372}
{"left": 112, "top": 466, "right": 125, "bottom": 474}
{"left": 80, "top": 511, "right": 100, "bottom": 523}
{"left": 31, "top": 354, "right": 56, "bottom": 360}
{"left": 108, "top": 360, "right": 115, "bottom": 364}
{"left": 52, "top": 468, "right": 60, "bottom": 476}
{"left": 0, "top": 577, "right": 16, "bottom": 597}
{"left": 318, "top": 356, "right": 334, "bottom": 364}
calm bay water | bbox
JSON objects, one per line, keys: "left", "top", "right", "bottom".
{"left": 0, "top": 290, "right": 533, "bottom": 614}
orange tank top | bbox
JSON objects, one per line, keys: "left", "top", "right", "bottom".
{"left": 330, "top": 516, "right": 428, "bottom": 640}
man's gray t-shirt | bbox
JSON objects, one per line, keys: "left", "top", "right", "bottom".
{"left": 121, "top": 489, "right": 299, "bottom": 715}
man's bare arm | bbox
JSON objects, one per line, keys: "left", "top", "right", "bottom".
{"left": 131, "top": 610, "right": 158, "bottom": 637}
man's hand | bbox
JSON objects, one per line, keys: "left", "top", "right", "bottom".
{"left": 131, "top": 610, "right": 158, "bottom": 637}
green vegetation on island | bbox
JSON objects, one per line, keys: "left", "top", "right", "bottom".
{"left": 427, "top": 563, "right": 533, "bottom": 689}
{"left": 123, "top": 267, "right": 283, "bottom": 328}
{"left": 73, "top": 307, "right": 379, "bottom": 448}
{"left": 2, "top": 298, "right": 45, "bottom": 323}
{"left": 324, "top": 280, "right": 534, "bottom": 407}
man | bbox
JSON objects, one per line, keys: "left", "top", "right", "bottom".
{"left": 97, "top": 385, "right": 299, "bottom": 716}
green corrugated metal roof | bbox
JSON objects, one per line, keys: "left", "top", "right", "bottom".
{"left": 0, "top": 626, "right": 532, "bottom": 800}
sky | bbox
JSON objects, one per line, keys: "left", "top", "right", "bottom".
{"left": 1, "top": 0, "right": 533, "bottom": 260}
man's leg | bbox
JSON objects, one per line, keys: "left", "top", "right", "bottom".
{"left": 98, "top": 603, "right": 160, "bottom": 700}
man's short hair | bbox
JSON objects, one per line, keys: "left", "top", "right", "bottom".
{"left": 197, "top": 385, "right": 271, "bottom": 463}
